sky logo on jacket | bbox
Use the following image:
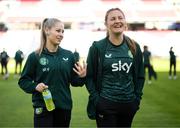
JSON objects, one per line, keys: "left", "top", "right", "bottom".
{"left": 112, "top": 61, "right": 132, "bottom": 73}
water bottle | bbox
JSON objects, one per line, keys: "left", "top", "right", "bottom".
{"left": 42, "top": 89, "right": 55, "bottom": 111}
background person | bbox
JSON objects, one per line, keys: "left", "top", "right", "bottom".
{"left": 14, "top": 49, "right": 24, "bottom": 75}
{"left": 73, "top": 48, "right": 80, "bottom": 63}
{"left": 85, "top": 8, "right": 145, "bottom": 127}
{"left": 18, "top": 18, "right": 86, "bottom": 128}
{"left": 143, "top": 45, "right": 152, "bottom": 84}
{"left": 169, "top": 46, "right": 176, "bottom": 79}
{"left": 0, "top": 48, "right": 9, "bottom": 79}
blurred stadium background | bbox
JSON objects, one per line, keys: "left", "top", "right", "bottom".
{"left": 0, "top": 0, "right": 180, "bottom": 59}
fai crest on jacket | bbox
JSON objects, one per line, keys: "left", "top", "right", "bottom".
{"left": 39, "top": 57, "right": 49, "bottom": 65}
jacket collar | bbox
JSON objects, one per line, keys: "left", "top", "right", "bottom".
{"left": 42, "top": 46, "right": 61, "bottom": 56}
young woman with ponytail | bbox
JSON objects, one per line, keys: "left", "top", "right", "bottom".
{"left": 18, "top": 18, "right": 86, "bottom": 127}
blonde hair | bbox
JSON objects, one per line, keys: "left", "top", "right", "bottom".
{"left": 36, "top": 18, "right": 61, "bottom": 56}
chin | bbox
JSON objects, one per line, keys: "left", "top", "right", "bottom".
{"left": 114, "top": 31, "right": 122, "bottom": 35}
{"left": 54, "top": 42, "right": 60, "bottom": 46}
{"left": 114, "top": 28, "right": 124, "bottom": 32}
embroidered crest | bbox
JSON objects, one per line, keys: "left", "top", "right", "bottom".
{"left": 39, "top": 57, "right": 49, "bottom": 65}
{"left": 35, "top": 107, "right": 43, "bottom": 115}
{"left": 128, "top": 50, "right": 133, "bottom": 58}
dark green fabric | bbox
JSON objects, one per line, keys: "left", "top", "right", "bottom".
{"left": 15, "top": 50, "right": 24, "bottom": 62}
{"left": 86, "top": 35, "right": 145, "bottom": 119}
{"left": 170, "top": 50, "right": 176, "bottom": 62}
{"left": 0, "top": 51, "right": 9, "bottom": 62}
{"left": 18, "top": 47, "right": 85, "bottom": 110}
{"left": 100, "top": 39, "right": 135, "bottom": 102}
{"left": 143, "top": 50, "right": 151, "bottom": 65}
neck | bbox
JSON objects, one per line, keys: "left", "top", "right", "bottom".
{"left": 109, "top": 34, "right": 123, "bottom": 46}
{"left": 46, "top": 42, "right": 58, "bottom": 52}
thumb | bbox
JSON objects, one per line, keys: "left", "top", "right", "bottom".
{"left": 43, "top": 85, "right": 48, "bottom": 89}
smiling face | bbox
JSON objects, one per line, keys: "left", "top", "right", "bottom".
{"left": 105, "top": 9, "right": 127, "bottom": 36}
{"left": 46, "top": 21, "right": 64, "bottom": 46}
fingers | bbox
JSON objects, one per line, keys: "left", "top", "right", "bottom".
{"left": 75, "top": 61, "right": 87, "bottom": 70}
{"left": 73, "top": 61, "right": 87, "bottom": 78}
{"left": 73, "top": 67, "right": 80, "bottom": 76}
{"left": 81, "top": 61, "right": 87, "bottom": 77}
{"left": 78, "top": 62, "right": 83, "bottom": 70}
{"left": 80, "top": 70, "right": 86, "bottom": 78}
{"left": 74, "top": 62, "right": 81, "bottom": 71}
{"left": 35, "top": 83, "right": 48, "bottom": 92}
{"left": 82, "top": 60, "right": 87, "bottom": 69}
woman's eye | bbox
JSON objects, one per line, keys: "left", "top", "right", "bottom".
{"left": 110, "top": 17, "right": 115, "bottom": 21}
{"left": 57, "top": 30, "right": 64, "bottom": 33}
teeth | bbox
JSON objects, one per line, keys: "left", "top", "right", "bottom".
{"left": 114, "top": 25, "right": 122, "bottom": 28}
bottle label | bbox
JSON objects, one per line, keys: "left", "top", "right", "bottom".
{"left": 42, "top": 89, "right": 55, "bottom": 111}
{"left": 43, "top": 94, "right": 51, "bottom": 100}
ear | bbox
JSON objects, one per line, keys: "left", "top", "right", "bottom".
{"left": 44, "top": 27, "right": 49, "bottom": 35}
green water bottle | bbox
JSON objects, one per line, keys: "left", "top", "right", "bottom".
{"left": 42, "top": 89, "right": 55, "bottom": 111}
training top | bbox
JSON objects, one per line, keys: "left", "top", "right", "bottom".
{"left": 100, "top": 39, "right": 135, "bottom": 102}
{"left": 18, "top": 47, "right": 85, "bottom": 110}
{"left": 143, "top": 50, "right": 151, "bottom": 65}
{"left": 0, "top": 51, "right": 9, "bottom": 63}
{"left": 86, "top": 35, "right": 145, "bottom": 119}
{"left": 15, "top": 50, "right": 24, "bottom": 62}
{"left": 169, "top": 50, "right": 176, "bottom": 62}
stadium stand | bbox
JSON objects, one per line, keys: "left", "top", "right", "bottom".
{"left": 0, "top": 0, "right": 180, "bottom": 30}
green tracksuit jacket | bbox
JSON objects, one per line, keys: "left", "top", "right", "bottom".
{"left": 18, "top": 47, "right": 85, "bottom": 110}
{"left": 15, "top": 50, "right": 24, "bottom": 62}
{"left": 86, "top": 35, "right": 145, "bottom": 119}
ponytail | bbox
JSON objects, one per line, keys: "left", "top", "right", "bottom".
{"left": 36, "top": 18, "right": 48, "bottom": 56}
{"left": 125, "top": 36, "right": 136, "bottom": 56}
{"left": 36, "top": 18, "right": 61, "bottom": 56}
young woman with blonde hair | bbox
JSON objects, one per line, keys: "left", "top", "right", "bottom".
{"left": 18, "top": 18, "right": 86, "bottom": 127}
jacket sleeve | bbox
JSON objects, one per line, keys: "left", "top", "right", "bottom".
{"left": 86, "top": 43, "right": 99, "bottom": 98}
{"left": 134, "top": 43, "right": 145, "bottom": 102}
{"left": 70, "top": 71, "right": 86, "bottom": 87}
{"left": 18, "top": 53, "right": 38, "bottom": 93}
{"left": 85, "top": 42, "right": 100, "bottom": 120}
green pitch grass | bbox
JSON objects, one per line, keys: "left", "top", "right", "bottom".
{"left": 0, "top": 58, "right": 180, "bottom": 127}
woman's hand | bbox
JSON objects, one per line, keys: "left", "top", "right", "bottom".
{"left": 73, "top": 61, "right": 87, "bottom": 78}
{"left": 35, "top": 83, "right": 48, "bottom": 93}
